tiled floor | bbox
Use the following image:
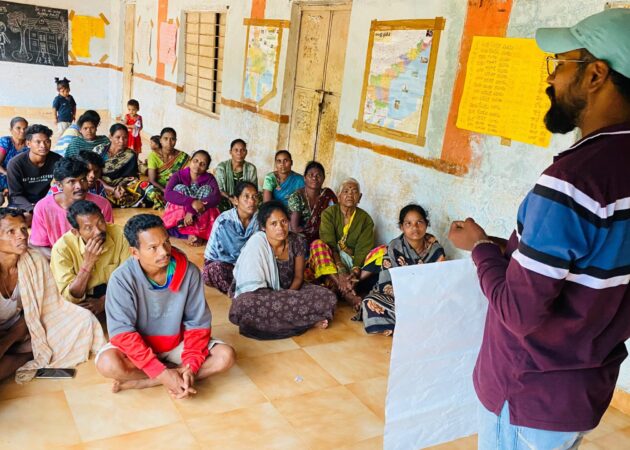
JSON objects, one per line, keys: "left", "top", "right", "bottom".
{"left": 0, "top": 121, "right": 629, "bottom": 448}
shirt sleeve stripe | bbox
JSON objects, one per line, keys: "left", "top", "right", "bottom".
{"left": 512, "top": 249, "right": 569, "bottom": 280}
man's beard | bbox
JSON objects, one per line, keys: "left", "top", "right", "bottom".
{"left": 543, "top": 83, "right": 587, "bottom": 134}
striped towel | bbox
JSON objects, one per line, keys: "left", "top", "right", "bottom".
{"left": 15, "top": 250, "right": 105, "bottom": 383}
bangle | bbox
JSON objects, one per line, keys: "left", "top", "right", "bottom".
{"left": 472, "top": 239, "right": 497, "bottom": 250}
{"left": 79, "top": 266, "right": 91, "bottom": 274}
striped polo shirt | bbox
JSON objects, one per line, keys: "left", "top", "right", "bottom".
{"left": 471, "top": 123, "right": 630, "bottom": 432}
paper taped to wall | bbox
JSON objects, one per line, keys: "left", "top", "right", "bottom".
{"left": 158, "top": 21, "right": 177, "bottom": 65}
{"left": 71, "top": 15, "right": 105, "bottom": 58}
{"left": 456, "top": 37, "right": 551, "bottom": 147}
{"left": 385, "top": 259, "right": 487, "bottom": 449}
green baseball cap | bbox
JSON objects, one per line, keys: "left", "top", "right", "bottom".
{"left": 535, "top": 8, "right": 630, "bottom": 78}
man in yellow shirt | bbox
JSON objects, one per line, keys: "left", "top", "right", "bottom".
{"left": 51, "top": 200, "right": 131, "bottom": 316}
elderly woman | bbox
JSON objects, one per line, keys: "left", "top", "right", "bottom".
{"left": 309, "top": 178, "right": 376, "bottom": 308}
{"left": 262, "top": 150, "right": 304, "bottom": 207}
{"left": 359, "top": 204, "right": 446, "bottom": 335}
{"left": 215, "top": 138, "right": 258, "bottom": 212}
{"left": 0, "top": 117, "right": 28, "bottom": 202}
{"left": 97, "top": 124, "right": 151, "bottom": 208}
{"left": 146, "top": 127, "right": 190, "bottom": 209}
{"left": 0, "top": 208, "right": 104, "bottom": 382}
{"left": 203, "top": 181, "right": 259, "bottom": 293}
{"left": 288, "top": 161, "right": 337, "bottom": 245}
{"left": 229, "top": 201, "right": 337, "bottom": 339}
{"left": 163, "top": 150, "right": 221, "bottom": 246}
{"left": 65, "top": 112, "right": 110, "bottom": 158}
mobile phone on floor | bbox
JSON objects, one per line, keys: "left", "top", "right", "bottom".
{"left": 35, "top": 368, "right": 76, "bottom": 379}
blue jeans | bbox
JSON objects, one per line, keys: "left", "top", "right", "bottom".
{"left": 478, "top": 401, "right": 587, "bottom": 449}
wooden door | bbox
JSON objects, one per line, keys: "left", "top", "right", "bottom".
{"left": 122, "top": 3, "right": 136, "bottom": 111}
{"left": 288, "top": 5, "right": 351, "bottom": 176}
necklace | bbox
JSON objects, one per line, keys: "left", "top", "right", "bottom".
{"left": 273, "top": 241, "right": 287, "bottom": 259}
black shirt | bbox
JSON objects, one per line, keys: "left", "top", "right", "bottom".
{"left": 7, "top": 151, "right": 62, "bottom": 211}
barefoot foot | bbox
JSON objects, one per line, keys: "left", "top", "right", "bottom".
{"left": 313, "top": 319, "right": 329, "bottom": 329}
{"left": 112, "top": 378, "right": 160, "bottom": 393}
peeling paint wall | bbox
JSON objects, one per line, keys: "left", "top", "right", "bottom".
{"left": 0, "top": 0, "right": 120, "bottom": 112}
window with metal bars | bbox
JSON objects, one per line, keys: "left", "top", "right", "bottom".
{"left": 182, "top": 11, "right": 225, "bottom": 115}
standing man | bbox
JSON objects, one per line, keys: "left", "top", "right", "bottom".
{"left": 448, "top": 9, "right": 630, "bottom": 448}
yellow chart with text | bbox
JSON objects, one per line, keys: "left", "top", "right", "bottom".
{"left": 457, "top": 37, "right": 551, "bottom": 147}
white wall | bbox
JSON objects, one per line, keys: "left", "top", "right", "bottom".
{"left": 0, "top": 0, "right": 119, "bottom": 112}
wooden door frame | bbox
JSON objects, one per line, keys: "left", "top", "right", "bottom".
{"left": 277, "top": 0, "right": 352, "bottom": 150}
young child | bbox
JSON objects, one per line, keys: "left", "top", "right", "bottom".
{"left": 52, "top": 78, "right": 76, "bottom": 135}
{"left": 125, "top": 99, "right": 143, "bottom": 153}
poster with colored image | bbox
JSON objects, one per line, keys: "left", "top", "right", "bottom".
{"left": 241, "top": 20, "right": 285, "bottom": 107}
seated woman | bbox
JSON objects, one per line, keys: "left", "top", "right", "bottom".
{"left": 229, "top": 201, "right": 337, "bottom": 340}
{"left": 215, "top": 138, "right": 258, "bottom": 212}
{"left": 203, "top": 181, "right": 259, "bottom": 293}
{"left": 97, "top": 124, "right": 151, "bottom": 208}
{"left": 146, "top": 127, "right": 190, "bottom": 209}
{"left": 65, "top": 112, "right": 110, "bottom": 158}
{"left": 163, "top": 150, "right": 221, "bottom": 246}
{"left": 309, "top": 178, "right": 376, "bottom": 309}
{"left": 359, "top": 205, "right": 446, "bottom": 336}
{"left": 0, "top": 117, "right": 28, "bottom": 205}
{"left": 262, "top": 150, "right": 304, "bottom": 207}
{"left": 288, "top": 161, "right": 337, "bottom": 245}
{"left": 0, "top": 208, "right": 104, "bottom": 382}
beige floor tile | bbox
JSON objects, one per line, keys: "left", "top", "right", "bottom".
{"left": 587, "top": 407, "right": 630, "bottom": 440}
{"left": 186, "top": 402, "right": 305, "bottom": 449}
{"left": 346, "top": 376, "right": 388, "bottom": 420}
{"left": 338, "top": 435, "right": 384, "bottom": 450}
{"left": 80, "top": 422, "right": 200, "bottom": 450}
{"left": 425, "top": 434, "right": 478, "bottom": 449}
{"left": 580, "top": 440, "right": 604, "bottom": 450}
{"left": 0, "top": 375, "right": 65, "bottom": 401}
{"left": 213, "top": 323, "right": 300, "bottom": 359}
{"left": 206, "top": 293, "right": 233, "bottom": 327}
{"left": 304, "top": 336, "right": 392, "bottom": 384}
{"left": 238, "top": 349, "right": 339, "bottom": 400}
{"left": 174, "top": 364, "right": 268, "bottom": 418}
{"left": 273, "top": 386, "right": 383, "bottom": 448}
{"left": 64, "top": 382, "right": 182, "bottom": 442}
{"left": 590, "top": 425, "right": 630, "bottom": 449}
{"left": 292, "top": 317, "right": 366, "bottom": 347}
{"left": 0, "top": 391, "right": 81, "bottom": 448}
{"left": 335, "top": 304, "right": 372, "bottom": 336}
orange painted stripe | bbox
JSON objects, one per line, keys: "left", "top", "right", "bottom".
{"left": 69, "top": 60, "right": 122, "bottom": 71}
{"left": 440, "top": 0, "right": 513, "bottom": 167}
{"left": 336, "top": 133, "right": 467, "bottom": 176}
{"left": 221, "top": 98, "right": 289, "bottom": 124}
{"left": 156, "top": 0, "right": 169, "bottom": 81}
{"left": 250, "top": 0, "right": 266, "bottom": 19}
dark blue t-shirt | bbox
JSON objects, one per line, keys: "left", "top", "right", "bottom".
{"left": 52, "top": 94, "right": 76, "bottom": 122}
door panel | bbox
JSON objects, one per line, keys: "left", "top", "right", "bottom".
{"left": 323, "top": 10, "right": 350, "bottom": 94}
{"left": 294, "top": 11, "right": 330, "bottom": 90}
{"left": 288, "top": 87, "right": 321, "bottom": 171}
{"left": 314, "top": 93, "right": 340, "bottom": 174}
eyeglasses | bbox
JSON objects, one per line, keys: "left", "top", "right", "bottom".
{"left": 545, "top": 56, "right": 594, "bottom": 75}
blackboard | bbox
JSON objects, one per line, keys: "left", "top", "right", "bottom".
{"left": 0, "top": 1, "right": 68, "bottom": 67}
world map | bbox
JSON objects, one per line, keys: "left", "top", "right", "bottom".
{"left": 243, "top": 25, "right": 279, "bottom": 105}
{"left": 363, "top": 29, "right": 433, "bottom": 135}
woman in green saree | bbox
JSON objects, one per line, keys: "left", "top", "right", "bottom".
{"left": 146, "top": 127, "right": 190, "bottom": 209}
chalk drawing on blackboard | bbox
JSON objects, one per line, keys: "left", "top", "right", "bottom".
{"left": 0, "top": 1, "right": 68, "bottom": 67}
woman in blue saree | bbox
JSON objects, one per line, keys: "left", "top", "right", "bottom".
{"left": 262, "top": 150, "right": 304, "bottom": 207}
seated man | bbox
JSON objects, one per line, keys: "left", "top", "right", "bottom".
{"left": 0, "top": 207, "right": 104, "bottom": 382}
{"left": 95, "top": 214, "right": 235, "bottom": 397}
{"left": 50, "top": 200, "right": 130, "bottom": 316}
{"left": 29, "top": 157, "right": 113, "bottom": 257}
{"left": 309, "top": 177, "right": 376, "bottom": 308}
{"left": 7, "top": 124, "right": 61, "bottom": 214}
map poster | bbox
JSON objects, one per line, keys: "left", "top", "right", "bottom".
{"left": 354, "top": 18, "right": 445, "bottom": 147}
{"left": 241, "top": 18, "right": 289, "bottom": 107}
